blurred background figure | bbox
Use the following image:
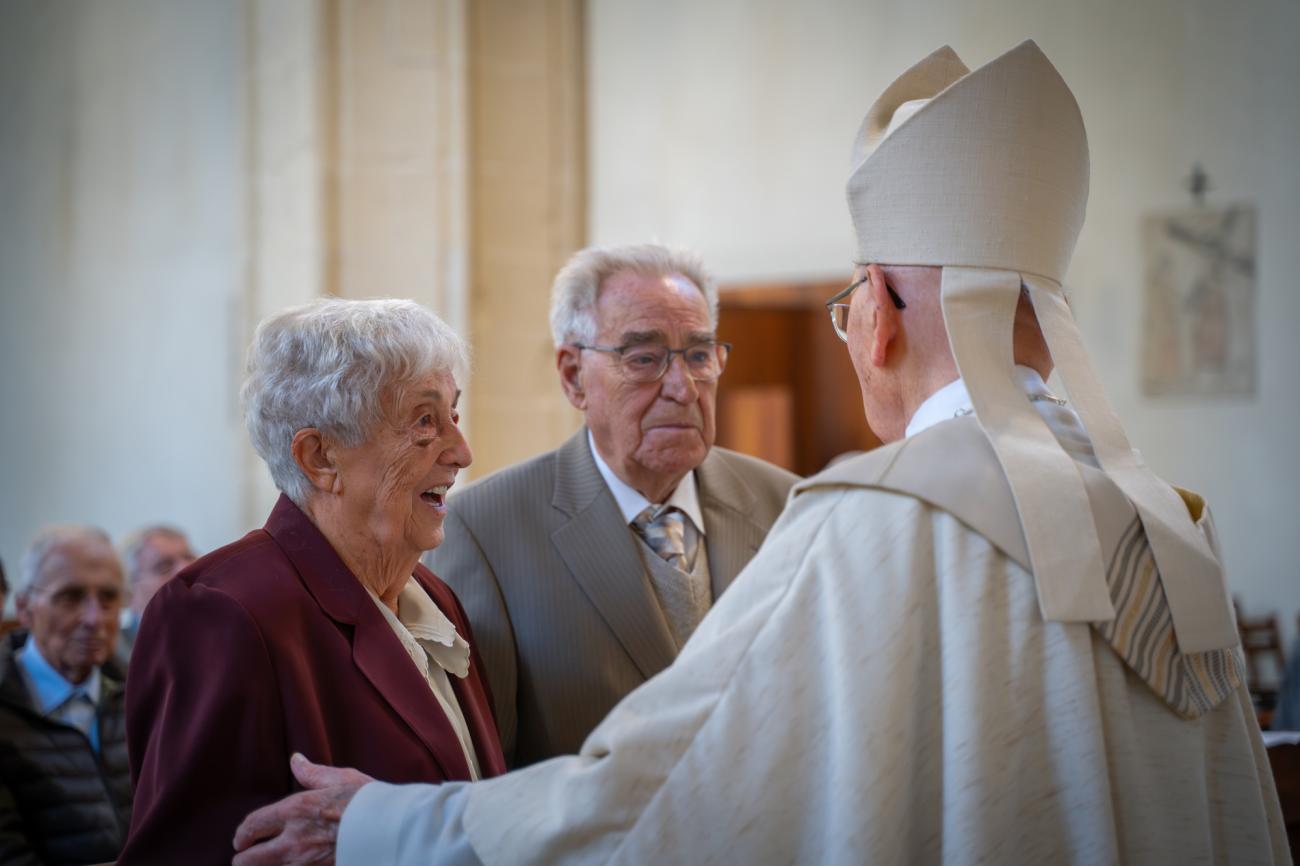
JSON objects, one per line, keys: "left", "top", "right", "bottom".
{"left": 0, "top": 525, "right": 132, "bottom": 866}
{"left": 1277, "top": 638, "right": 1300, "bottom": 731}
{"left": 0, "top": 558, "right": 8, "bottom": 619}
{"left": 117, "top": 525, "right": 196, "bottom": 658}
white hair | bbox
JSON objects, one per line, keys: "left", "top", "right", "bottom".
{"left": 549, "top": 243, "right": 718, "bottom": 347}
{"left": 19, "top": 525, "right": 118, "bottom": 597}
{"left": 241, "top": 297, "right": 470, "bottom": 505}
{"left": 119, "top": 525, "right": 190, "bottom": 585}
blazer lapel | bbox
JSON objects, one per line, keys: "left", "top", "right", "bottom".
{"left": 446, "top": 663, "right": 507, "bottom": 778}
{"left": 414, "top": 570, "right": 508, "bottom": 778}
{"left": 348, "top": 615, "right": 470, "bottom": 780}
{"left": 696, "top": 451, "right": 767, "bottom": 599}
{"left": 263, "top": 495, "right": 471, "bottom": 780}
{"left": 550, "top": 430, "right": 677, "bottom": 680}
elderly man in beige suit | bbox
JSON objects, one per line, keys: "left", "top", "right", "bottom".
{"left": 424, "top": 243, "right": 796, "bottom": 768}
{"left": 234, "top": 41, "right": 1287, "bottom": 866}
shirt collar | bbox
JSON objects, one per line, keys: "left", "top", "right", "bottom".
{"left": 368, "top": 578, "right": 472, "bottom": 680}
{"left": 587, "top": 429, "right": 706, "bottom": 534}
{"left": 905, "top": 365, "right": 1060, "bottom": 438}
{"left": 15, "top": 634, "right": 101, "bottom": 715}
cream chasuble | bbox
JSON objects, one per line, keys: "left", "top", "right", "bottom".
{"left": 337, "top": 409, "right": 1288, "bottom": 866}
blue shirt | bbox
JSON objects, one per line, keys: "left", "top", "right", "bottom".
{"left": 15, "top": 635, "right": 102, "bottom": 752}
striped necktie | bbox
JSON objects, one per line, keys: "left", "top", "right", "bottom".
{"left": 633, "top": 505, "right": 690, "bottom": 572}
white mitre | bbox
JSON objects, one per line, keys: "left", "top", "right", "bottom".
{"left": 847, "top": 40, "right": 1236, "bottom": 652}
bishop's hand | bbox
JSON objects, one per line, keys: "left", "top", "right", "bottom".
{"left": 232, "top": 752, "right": 373, "bottom": 866}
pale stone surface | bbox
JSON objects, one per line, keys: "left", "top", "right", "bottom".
{"left": 0, "top": 0, "right": 249, "bottom": 579}
{"left": 244, "top": 0, "right": 329, "bottom": 525}
{"left": 466, "top": 0, "right": 585, "bottom": 476}
{"left": 244, "top": 0, "right": 476, "bottom": 522}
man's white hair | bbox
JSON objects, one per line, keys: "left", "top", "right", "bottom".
{"left": 549, "top": 243, "right": 718, "bottom": 347}
{"left": 19, "top": 525, "right": 118, "bottom": 597}
{"left": 119, "top": 525, "right": 190, "bottom": 585}
{"left": 241, "top": 297, "right": 470, "bottom": 506}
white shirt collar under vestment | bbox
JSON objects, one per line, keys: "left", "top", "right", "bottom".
{"left": 368, "top": 578, "right": 471, "bottom": 680}
{"left": 587, "top": 429, "right": 706, "bottom": 535}
{"left": 905, "top": 366, "right": 1062, "bottom": 439}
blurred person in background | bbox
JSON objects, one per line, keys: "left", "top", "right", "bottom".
{"left": 0, "top": 558, "right": 8, "bottom": 618}
{"left": 118, "top": 298, "right": 505, "bottom": 866}
{"left": 1275, "top": 637, "right": 1300, "bottom": 731}
{"left": 116, "top": 525, "right": 196, "bottom": 658}
{"left": 0, "top": 525, "right": 132, "bottom": 865}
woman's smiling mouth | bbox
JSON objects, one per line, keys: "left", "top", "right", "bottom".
{"left": 420, "top": 484, "right": 450, "bottom": 507}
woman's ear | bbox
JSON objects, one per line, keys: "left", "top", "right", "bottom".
{"left": 291, "top": 428, "right": 341, "bottom": 494}
{"left": 556, "top": 345, "right": 587, "bottom": 410}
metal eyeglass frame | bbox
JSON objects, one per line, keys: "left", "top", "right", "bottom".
{"left": 573, "top": 340, "right": 733, "bottom": 383}
{"left": 825, "top": 275, "right": 906, "bottom": 343}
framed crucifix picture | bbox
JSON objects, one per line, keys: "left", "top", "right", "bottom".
{"left": 1140, "top": 204, "right": 1257, "bottom": 397}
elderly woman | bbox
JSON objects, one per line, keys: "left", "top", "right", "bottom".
{"left": 118, "top": 299, "right": 505, "bottom": 865}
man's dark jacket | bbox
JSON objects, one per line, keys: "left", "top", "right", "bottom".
{"left": 0, "top": 631, "right": 132, "bottom": 865}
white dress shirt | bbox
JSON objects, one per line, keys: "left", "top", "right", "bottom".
{"left": 587, "top": 430, "right": 706, "bottom": 537}
{"left": 906, "top": 366, "right": 1075, "bottom": 439}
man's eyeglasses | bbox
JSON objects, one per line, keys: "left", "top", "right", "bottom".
{"left": 825, "top": 275, "right": 906, "bottom": 343}
{"left": 574, "top": 340, "right": 732, "bottom": 384}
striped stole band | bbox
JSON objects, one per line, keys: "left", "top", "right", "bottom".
{"left": 1095, "top": 516, "right": 1244, "bottom": 719}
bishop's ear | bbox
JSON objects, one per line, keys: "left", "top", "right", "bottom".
{"left": 291, "top": 428, "right": 341, "bottom": 494}
{"left": 867, "top": 264, "right": 901, "bottom": 367}
{"left": 556, "top": 345, "right": 587, "bottom": 410}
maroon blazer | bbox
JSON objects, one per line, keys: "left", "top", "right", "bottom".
{"left": 119, "top": 495, "right": 506, "bottom": 865}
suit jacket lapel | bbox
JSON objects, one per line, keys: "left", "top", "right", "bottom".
{"left": 696, "top": 450, "right": 767, "bottom": 599}
{"left": 263, "top": 495, "right": 471, "bottom": 780}
{"left": 551, "top": 430, "right": 677, "bottom": 680}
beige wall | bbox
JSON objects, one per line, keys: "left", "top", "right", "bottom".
{"left": 588, "top": 0, "right": 1300, "bottom": 644}
{"left": 0, "top": 0, "right": 585, "bottom": 594}
{"left": 0, "top": 1, "right": 249, "bottom": 585}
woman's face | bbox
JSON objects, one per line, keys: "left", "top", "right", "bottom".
{"left": 334, "top": 369, "right": 472, "bottom": 561}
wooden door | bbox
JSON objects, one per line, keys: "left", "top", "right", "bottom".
{"left": 715, "top": 280, "right": 880, "bottom": 477}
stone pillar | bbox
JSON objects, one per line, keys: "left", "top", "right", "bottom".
{"left": 330, "top": 0, "right": 469, "bottom": 342}
{"left": 242, "top": 0, "right": 473, "bottom": 524}
{"left": 241, "top": 0, "right": 583, "bottom": 521}
{"left": 465, "top": 0, "right": 586, "bottom": 476}
{"left": 242, "top": 0, "right": 332, "bottom": 524}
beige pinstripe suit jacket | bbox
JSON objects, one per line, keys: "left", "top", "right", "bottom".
{"left": 425, "top": 429, "right": 798, "bottom": 767}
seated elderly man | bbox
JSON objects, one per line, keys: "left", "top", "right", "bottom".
{"left": 116, "top": 525, "right": 196, "bottom": 658}
{"left": 118, "top": 298, "right": 505, "bottom": 866}
{"left": 0, "top": 525, "right": 132, "bottom": 866}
